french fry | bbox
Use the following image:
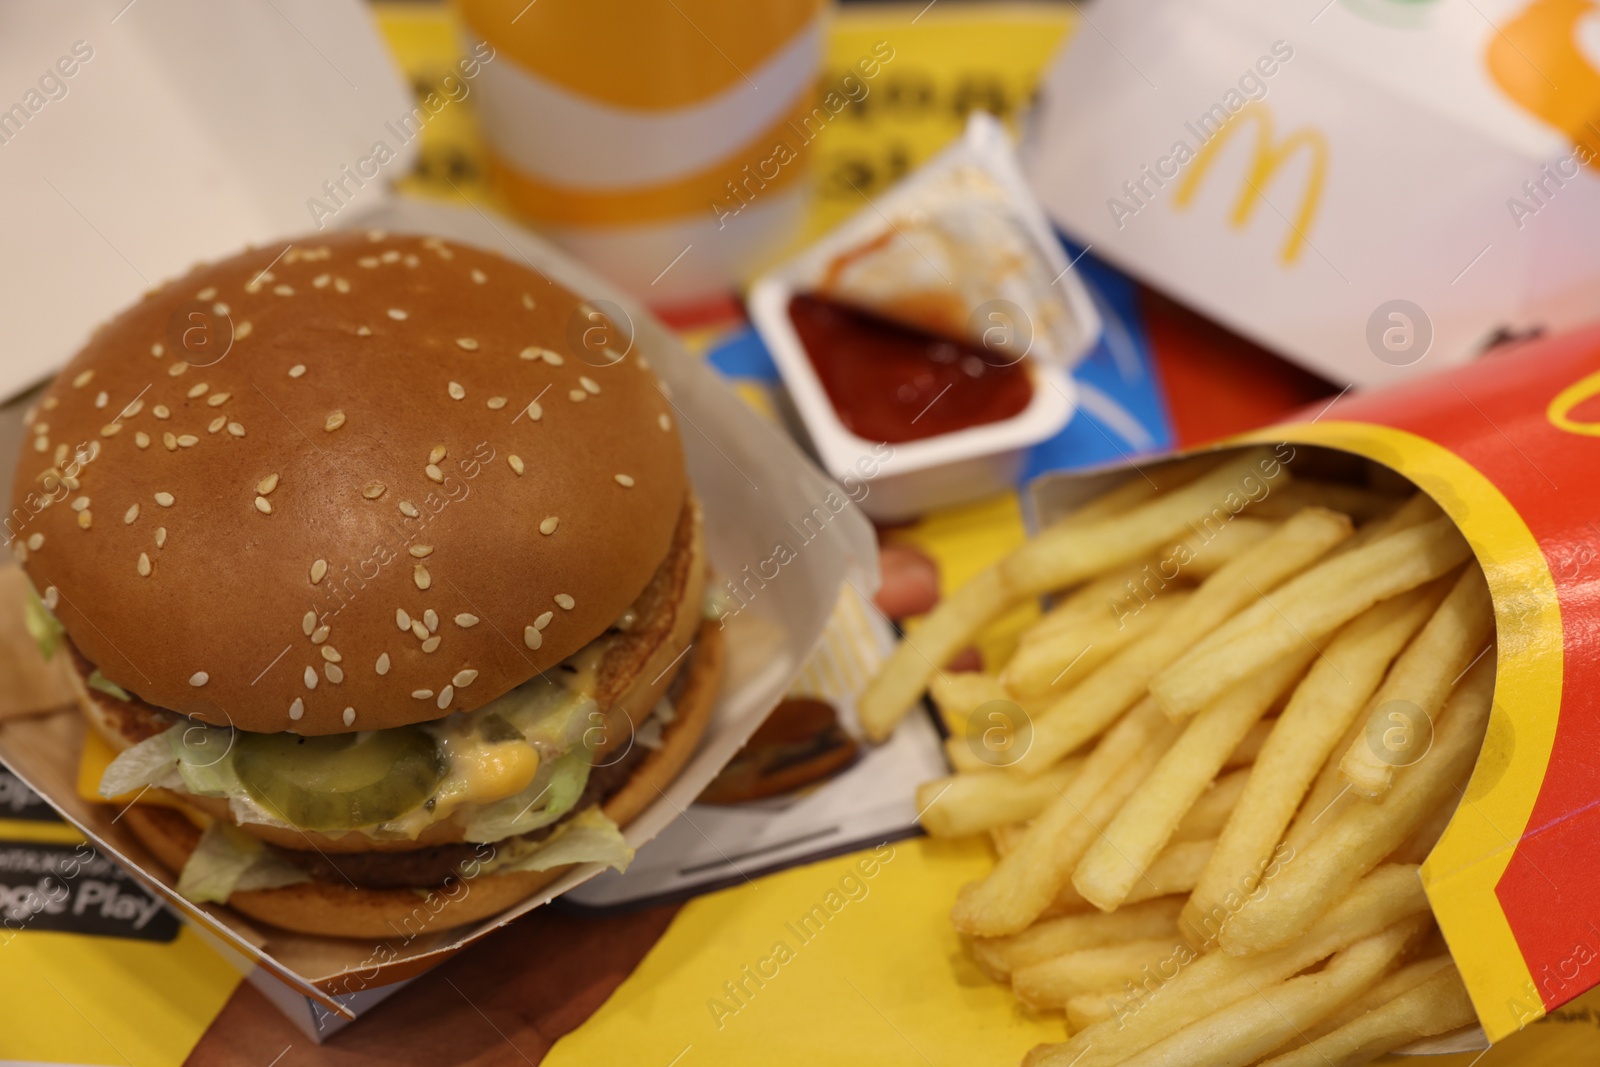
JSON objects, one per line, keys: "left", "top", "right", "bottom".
{"left": 1182, "top": 584, "right": 1446, "bottom": 939}
{"left": 1295, "top": 954, "right": 1454, "bottom": 1045}
{"left": 916, "top": 762, "right": 1081, "bottom": 838}
{"left": 1002, "top": 591, "right": 1190, "bottom": 699}
{"left": 1334, "top": 492, "right": 1441, "bottom": 556}
{"left": 1283, "top": 712, "right": 1367, "bottom": 853}
{"left": 1221, "top": 656, "right": 1495, "bottom": 956}
{"left": 969, "top": 897, "right": 1184, "bottom": 979}
{"left": 1150, "top": 516, "right": 1472, "bottom": 719}
{"left": 1073, "top": 649, "right": 1316, "bottom": 912}
{"left": 1338, "top": 563, "right": 1495, "bottom": 796}
{"left": 990, "top": 822, "right": 1029, "bottom": 857}
{"left": 1013, "top": 938, "right": 1192, "bottom": 1010}
{"left": 1172, "top": 768, "right": 1250, "bottom": 843}
{"left": 943, "top": 736, "right": 998, "bottom": 774}
{"left": 928, "top": 672, "right": 1011, "bottom": 734}
{"left": 1012, "top": 507, "right": 1352, "bottom": 775}
{"left": 1390, "top": 794, "right": 1459, "bottom": 865}
{"left": 1259, "top": 963, "right": 1475, "bottom": 1067}
{"left": 951, "top": 699, "right": 1182, "bottom": 937}
{"left": 1029, "top": 865, "right": 1430, "bottom": 1067}
{"left": 1223, "top": 719, "right": 1274, "bottom": 768}
{"left": 1065, "top": 991, "right": 1119, "bottom": 1032}
{"left": 861, "top": 452, "right": 1283, "bottom": 741}
{"left": 1094, "top": 917, "right": 1427, "bottom": 1067}
{"left": 1054, "top": 839, "right": 1215, "bottom": 911}
{"left": 1245, "top": 479, "right": 1400, "bottom": 521}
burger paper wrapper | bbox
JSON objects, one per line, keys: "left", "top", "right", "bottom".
{"left": 0, "top": 198, "right": 878, "bottom": 1015}
{"left": 1030, "top": 324, "right": 1600, "bottom": 1046}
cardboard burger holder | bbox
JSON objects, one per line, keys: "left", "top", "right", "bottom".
{"left": 0, "top": 0, "right": 874, "bottom": 1029}
{"left": 1029, "top": 325, "right": 1600, "bottom": 1048}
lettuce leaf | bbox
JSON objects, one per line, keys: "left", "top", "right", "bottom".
{"left": 87, "top": 670, "right": 132, "bottom": 701}
{"left": 462, "top": 748, "right": 592, "bottom": 844}
{"left": 99, "top": 732, "right": 183, "bottom": 798}
{"left": 23, "top": 583, "right": 63, "bottom": 661}
{"left": 176, "top": 822, "right": 309, "bottom": 904}
{"left": 489, "top": 806, "right": 634, "bottom": 875}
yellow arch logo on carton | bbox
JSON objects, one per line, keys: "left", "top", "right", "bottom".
{"left": 1488, "top": 0, "right": 1600, "bottom": 172}
{"left": 1172, "top": 103, "right": 1328, "bottom": 266}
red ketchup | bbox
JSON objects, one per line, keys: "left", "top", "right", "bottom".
{"left": 786, "top": 293, "right": 1033, "bottom": 444}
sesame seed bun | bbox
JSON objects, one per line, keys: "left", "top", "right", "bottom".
{"left": 10, "top": 232, "right": 686, "bottom": 735}
{"left": 115, "top": 620, "right": 723, "bottom": 940}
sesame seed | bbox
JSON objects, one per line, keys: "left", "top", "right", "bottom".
{"left": 411, "top": 620, "right": 429, "bottom": 641}
{"left": 569, "top": 389, "right": 587, "bottom": 402}
{"left": 544, "top": 350, "right": 565, "bottom": 366}
{"left": 321, "top": 645, "right": 340, "bottom": 663}
{"left": 180, "top": 432, "right": 201, "bottom": 446}
{"left": 334, "top": 277, "right": 351, "bottom": 294}
{"left": 425, "top": 464, "right": 444, "bottom": 483}
{"left": 614, "top": 473, "right": 637, "bottom": 488}
{"left": 343, "top": 707, "right": 356, "bottom": 726}
{"left": 580, "top": 376, "right": 600, "bottom": 395}
{"left": 235, "top": 321, "right": 252, "bottom": 340}
{"left": 197, "top": 287, "right": 216, "bottom": 300}
{"left": 310, "top": 559, "right": 327, "bottom": 584}
{"left": 313, "top": 273, "right": 330, "bottom": 289}
{"left": 508, "top": 455, "right": 525, "bottom": 476}
{"left": 455, "top": 338, "right": 479, "bottom": 351}
{"left": 412, "top": 689, "right": 434, "bottom": 700}
{"left": 396, "top": 608, "right": 411, "bottom": 631}
{"left": 404, "top": 254, "right": 419, "bottom": 268}
{"left": 155, "top": 527, "right": 167, "bottom": 548}
{"left": 227, "top": 422, "right": 245, "bottom": 437}
{"left": 43, "top": 587, "right": 57, "bottom": 609}
{"left": 258, "top": 473, "right": 279, "bottom": 495}
{"left": 525, "top": 400, "right": 543, "bottom": 421}
{"left": 455, "top": 614, "right": 479, "bottom": 627}
{"left": 399, "top": 500, "right": 419, "bottom": 518}
{"left": 486, "top": 396, "right": 507, "bottom": 410}
{"left": 539, "top": 516, "right": 558, "bottom": 535}
{"left": 137, "top": 552, "right": 151, "bottom": 577}
{"left": 290, "top": 698, "right": 304, "bottom": 720}
{"left": 122, "top": 399, "right": 144, "bottom": 417}
{"left": 207, "top": 392, "right": 230, "bottom": 407}
{"left": 414, "top": 564, "right": 431, "bottom": 590}
{"left": 454, "top": 669, "right": 479, "bottom": 689}
{"left": 381, "top": 250, "right": 400, "bottom": 264}
{"left": 72, "top": 370, "right": 94, "bottom": 388}
{"left": 163, "top": 433, "right": 178, "bottom": 451}
{"left": 522, "top": 293, "right": 535, "bottom": 309}
{"left": 324, "top": 410, "right": 345, "bottom": 432}
{"left": 189, "top": 671, "right": 208, "bottom": 686}
{"left": 534, "top": 611, "right": 553, "bottom": 630}
{"left": 447, "top": 382, "right": 465, "bottom": 400}
{"left": 376, "top": 653, "right": 391, "bottom": 676}
{"left": 421, "top": 610, "right": 437, "bottom": 634}
{"left": 409, "top": 545, "right": 433, "bottom": 558}
{"left": 151, "top": 344, "right": 164, "bottom": 357}
{"left": 99, "top": 422, "right": 122, "bottom": 437}
{"left": 359, "top": 256, "right": 379, "bottom": 269}
{"left": 26, "top": 533, "right": 43, "bottom": 551}
{"left": 76, "top": 511, "right": 92, "bottom": 529}
{"left": 124, "top": 504, "right": 139, "bottom": 524}
{"left": 387, "top": 308, "right": 407, "bottom": 320}
{"left": 289, "top": 364, "right": 306, "bottom": 378}
{"left": 429, "top": 444, "right": 447, "bottom": 464}
{"left": 72, "top": 497, "right": 89, "bottom": 512}
{"left": 603, "top": 347, "right": 622, "bottom": 362}
{"left": 153, "top": 405, "right": 170, "bottom": 419}
{"left": 524, "top": 626, "right": 542, "bottom": 650}
{"left": 208, "top": 416, "right": 226, "bottom": 435}
{"left": 363, "top": 482, "right": 385, "bottom": 499}
{"left": 187, "top": 382, "right": 209, "bottom": 399}
{"left": 356, "top": 326, "right": 372, "bottom": 337}
{"left": 436, "top": 685, "right": 453, "bottom": 709}
{"left": 273, "top": 284, "right": 294, "bottom": 296}
{"left": 422, "top": 636, "right": 442, "bottom": 654}
{"left": 304, "top": 666, "right": 317, "bottom": 689}
{"left": 325, "top": 663, "right": 344, "bottom": 684}
{"left": 303, "top": 610, "right": 316, "bottom": 636}
{"left": 168, "top": 362, "right": 187, "bottom": 377}
{"left": 32, "top": 437, "right": 46, "bottom": 453}
{"left": 254, "top": 495, "right": 273, "bottom": 514}
{"left": 659, "top": 413, "right": 672, "bottom": 431}
{"left": 471, "top": 269, "right": 487, "bottom": 284}
{"left": 311, "top": 626, "right": 329, "bottom": 644}
{"left": 555, "top": 594, "right": 575, "bottom": 610}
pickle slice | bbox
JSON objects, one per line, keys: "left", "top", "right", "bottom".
{"left": 232, "top": 727, "right": 446, "bottom": 832}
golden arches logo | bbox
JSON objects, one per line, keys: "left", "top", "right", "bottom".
{"left": 1547, "top": 369, "right": 1600, "bottom": 436}
{"left": 1172, "top": 104, "right": 1328, "bottom": 266}
{"left": 1488, "top": 0, "right": 1600, "bottom": 172}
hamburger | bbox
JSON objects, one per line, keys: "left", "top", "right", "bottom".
{"left": 10, "top": 231, "right": 722, "bottom": 939}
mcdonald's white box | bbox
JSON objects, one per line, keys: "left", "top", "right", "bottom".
{"left": 1022, "top": 0, "right": 1600, "bottom": 388}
